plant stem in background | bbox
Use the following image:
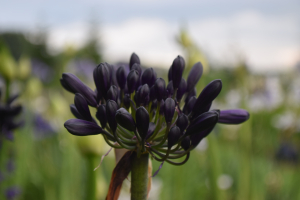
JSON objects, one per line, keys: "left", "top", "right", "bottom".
{"left": 207, "top": 134, "right": 226, "bottom": 200}
{"left": 237, "top": 118, "right": 252, "bottom": 200}
{"left": 86, "top": 155, "right": 97, "bottom": 200}
{"left": 131, "top": 152, "right": 149, "bottom": 200}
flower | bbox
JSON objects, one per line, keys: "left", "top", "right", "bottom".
{"left": 61, "top": 53, "right": 249, "bottom": 168}
{"left": 0, "top": 93, "right": 23, "bottom": 141}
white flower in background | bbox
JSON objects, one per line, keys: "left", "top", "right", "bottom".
{"left": 217, "top": 174, "right": 233, "bottom": 190}
{"left": 248, "top": 76, "right": 283, "bottom": 112}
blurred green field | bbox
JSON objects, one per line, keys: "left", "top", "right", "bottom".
{"left": 0, "top": 31, "right": 299, "bottom": 200}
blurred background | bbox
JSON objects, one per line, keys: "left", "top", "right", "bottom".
{"left": 0, "top": 0, "right": 299, "bottom": 199}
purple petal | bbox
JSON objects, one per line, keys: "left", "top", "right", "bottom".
{"left": 70, "top": 104, "right": 83, "bottom": 119}
{"left": 74, "top": 93, "right": 93, "bottom": 121}
{"left": 171, "top": 55, "right": 185, "bottom": 89}
{"left": 62, "top": 73, "right": 97, "bottom": 107}
{"left": 176, "top": 78, "right": 187, "bottom": 101}
{"left": 187, "top": 62, "right": 203, "bottom": 91}
{"left": 152, "top": 161, "right": 164, "bottom": 177}
{"left": 136, "top": 107, "right": 150, "bottom": 138}
{"left": 6, "top": 187, "right": 21, "bottom": 200}
{"left": 93, "top": 63, "right": 112, "bottom": 99}
{"left": 190, "top": 125, "right": 215, "bottom": 147}
{"left": 116, "top": 66, "right": 127, "bottom": 89}
{"left": 192, "top": 79, "right": 222, "bottom": 117}
{"left": 106, "top": 100, "right": 118, "bottom": 132}
{"left": 115, "top": 108, "right": 136, "bottom": 132}
{"left": 145, "top": 122, "right": 156, "bottom": 140}
{"left": 64, "top": 119, "right": 102, "bottom": 136}
{"left": 129, "top": 52, "right": 140, "bottom": 69}
{"left": 186, "top": 111, "right": 218, "bottom": 135}
{"left": 218, "top": 109, "right": 250, "bottom": 124}
{"left": 164, "top": 98, "right": 175, "bottom": 123}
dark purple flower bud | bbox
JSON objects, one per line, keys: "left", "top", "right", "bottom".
{"left": 70, "top": 104, "right": 83, "bottom": 119}
{"left": 60, "top": 78, "right": 75, "bottom": 93}
{"left": 93, "top": 63, "right": 112, "bottom": 99}
{"left": 190, "top": 125, "right": 215, "bottom": 147}
{"left": 192, "top": 80, "right": 222, "bottom": 117}
{"left": 129, "top": 53, "right": 140, "bottom": 69}
{"left": 110, "top": 64, "right": 119, "bottom": 87}
{"left": 139, "top": 84, "right": 150, "bottom": 105}
{"left": 181, "top": 136, "right": 191, "bottom": 150}
{"left": 159, "top": 99, "right": 165, "bottom": 115}
{"left": 168, "top": 126, "right": 182, "bottom": 148}
{"left": 134, "top": 91, "right": 140, "bottom": 106}
{"left": 123, "top": 94, "right": 130, "bottom": 109}
{"left": 176, "top": 114, "right": 189, "bottom": 132}
{"left": 106, "top": 100, "right": 118, "bottom": 132}
{"left": 164, "top": 98, "right": 175, "bottom": 123}
{"left": 136, "top": 106, "right": 149, "bottom": 139}
{"left": 151, "top": 99, "right": 157, "bottom": 111}
{"left": 0, "top": 105, "right": 22, "bottom": 117}
{"left": 96, "top": 104, "right": 107, "bottom": 128}
{"left": 131, "top": 63, "right": 142, "bottom": 77}
{"left": 61, "top": 73, "right": 97, "bottom": 107}
{"left": 150, "top": 85, "right": 157, "bottom": 101}
{"left": 141, "top": 68, "right": 157, "bottom": 87}
{"left": 218, "top": 109, "right": 250, "bottom": 124}
{"left": 127, "top": 70, "right": 140, "bottom": 94}
{"left": 107, "top": 85, "right": 119, "bottom": 102}
{"left": 74, "top": 93, "right": 93, "bottom": 122}
{"left": 191, "top": 102, "right": 212, "bottom": 120}
{"left": 115, "top": 108, "right": 136, "bottom": 132}
{"left": 168, "top": 65, "right": 172, "bottom": 82}
{"left": 166, "top": 81, "right": 174, "bottom": 98}
{"left": 183, "top": 96, "right": 196, "bottom": 115}
{"left": 116, "top": 66, "right": 127, "bottom": 89}
{"left": 176, "top": 78, "right": 187, "bottom": 101}
{"left": 94, "top": 89, "right": 102, "bottom": 103}
{"left": 154, "top": 78, "right": 166, "bottom": 101}
{"left": 64, "top": 119, "right": 102, "bottom": 136}
{"left": 187, "top": 62, "right": 203, "bottom": 91}
{"left": 146, "top": 122, "right": 156, "bottom": 140}
{"left": 171, "top": 55, "right": 185, "bottom": 89}
{"left": 186, "top": 111, "right": 219, "bottom": 136}
{"left": 185, "top": 88, "right": 197, "bottom": 104}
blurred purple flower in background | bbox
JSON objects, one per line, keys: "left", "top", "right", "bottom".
{"left": 0, "top": 94, "right": 23, "bottom": 142}
{"left": 33, "top": 114, "right": 56, "bottom": 140}
{"left": 31, "top": 59, "right": 54, "bottom": 83}
{"left": 66, "top": 59, "right": 96, "bottom": 80}
{"left": 5, "top": 187, "right": 21, "bottom": 200}
{"left": 276, "top": 143, "right": 298, "bottom": 164}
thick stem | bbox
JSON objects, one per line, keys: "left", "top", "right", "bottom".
{"left": 86, "top": 155, "right": 97, "bottom": 200}
{"left": 131, "top": 152, "right": 149, "bottom": 200}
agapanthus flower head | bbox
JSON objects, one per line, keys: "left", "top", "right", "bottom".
{"left": 61, "top": 53, "right": 249, "bottom": 170}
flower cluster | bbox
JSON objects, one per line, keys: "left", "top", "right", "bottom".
{"left": 0, "top": 92, "right": 23, "bottom": 142}
{"left": 0, "top": 88, "right": 23, "bottom": 199}
{"left": 62, "top": 53, "right": 249, "bottom": 166}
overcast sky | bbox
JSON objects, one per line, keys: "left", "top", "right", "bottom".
{"left": 1, "top": 0, "right": 299, "bottom": 72}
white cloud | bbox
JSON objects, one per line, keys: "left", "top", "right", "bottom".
{"left": 46, "top": 22, "right": 89, "bottom": 54}
{"left": 46, "top": 11, "right": 300, "bottom": 72}
{"left": 101, "top": 18, "right": 182, "bottom": 67}
{"left": 189, "top": 11, "right": 300, "bottom": 71}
